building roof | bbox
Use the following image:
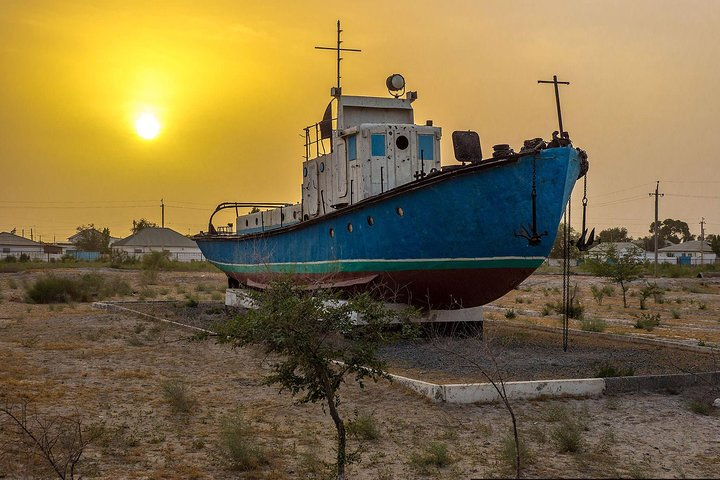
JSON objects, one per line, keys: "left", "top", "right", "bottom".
{"left": 113, "top": 227, "right": 198, "bottom": 248}
{"left": 0, "top": 231, "right": 43, "bottom": 247}
{"left": 587, "top": 242, "right": 646, "bottom": 254}
{"left": 658, "top": 240, "right": 713, "bottom": 253}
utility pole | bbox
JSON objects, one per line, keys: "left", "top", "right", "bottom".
{"left": 161, "top": 198, "right": 165, "bottom": 228}
{"left": 700, "top": 217, "right": 705, "bottom": 266}
{"left": 649, "top": 181, "right": 664, "bottom": 276}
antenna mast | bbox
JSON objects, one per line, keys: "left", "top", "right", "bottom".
{"left": 538, "top": 75, "right": 571, "bottom": 136}
{"left": 315, "top": 20, "right": 361, "bottom": 95}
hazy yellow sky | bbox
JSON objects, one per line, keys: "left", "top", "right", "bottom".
{"left": 1, "top": 0, "right": 719, "bottom": 242}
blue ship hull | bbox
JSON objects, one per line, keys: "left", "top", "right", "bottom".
{"left": 196, "top": 146, "right": 582, "bottom": 309}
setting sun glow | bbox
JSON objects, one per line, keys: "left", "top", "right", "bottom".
{"left": 135, "top": 112, "right": 161, "bottom": 140}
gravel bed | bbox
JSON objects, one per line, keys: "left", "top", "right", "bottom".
{"left": 378, "top": 322, "right": 719, "bottom": 383}
{"left": 122, "top": 301, "right": 719, "bottom": 384}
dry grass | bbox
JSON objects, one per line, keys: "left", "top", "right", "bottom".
{"left": 0, "top": 269, "right": 719, "bottom": 479}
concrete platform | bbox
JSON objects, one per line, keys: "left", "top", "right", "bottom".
{"left": 390, "top": 370, "right": 720, "bottom": 404}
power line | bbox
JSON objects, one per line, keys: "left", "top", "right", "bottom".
{"left": 588, "top": 182, "right": 652, "bottom": 199}
{"left": 664, "top": 193, "right": 720, "bottom": 200}
{"left": 593, "top": 194, "right": 648, "bottom": 208}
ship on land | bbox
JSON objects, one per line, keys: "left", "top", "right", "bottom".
{"left": 195, "top": 67, "right": 588, "bottom": 310}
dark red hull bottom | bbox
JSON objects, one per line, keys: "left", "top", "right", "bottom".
{"left": 226, "top": 268, "right": 536, "bottom": 310}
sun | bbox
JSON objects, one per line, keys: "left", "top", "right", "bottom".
{"left": 135, "top": 112, "right": 161, "bottom": 140}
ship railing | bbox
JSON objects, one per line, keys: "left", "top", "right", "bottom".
{"left": 304, "top": 116, "right": 336, "bottom": 160}
{"left": 206, "top": 202, "right": 293, "bottom": 235}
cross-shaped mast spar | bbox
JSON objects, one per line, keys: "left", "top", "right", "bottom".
{"left": 315, "top": 20, "right": 361, "bottom": 94}
{"left": 538, "top": 75, "right": 570, "bottom": 136}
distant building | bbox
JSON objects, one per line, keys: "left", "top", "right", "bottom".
{"left": 585, "top": 242, "right": 648, "bottom": 262}
{"left": 112, "top": 227, "right": 204, "bottom": 262}
{"left": 657, "top": 240, "right": 716, "bottom": 265}
{"left": 0, "top": 231, "right": 45, "bottom": 261}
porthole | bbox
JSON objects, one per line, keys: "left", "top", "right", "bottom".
{"left": 319, "top": 162, "right": 325, "bottom": 172}
{"left": 303, "top": 167, "right": 308, "bottom": 177}
{"left": 293, "top": 211, "right": 297, "bottom": 219}
{"left": 245, "top": 220, "right": 249, "bottom": 226}
{"left": 255, "top": 218, "right": 259, "bottom": 225}
{"left": 396, "top": 207, "right": 404, "bottom": 217}
{"left": 347, "top": 223, "right": 353, "bottom": 233}
{"left": 329, "top": 228, "right": 335, "bottom": 237}
{"left": 396, "top": 135, "right": 409, "bottom": 150}
{"left": 367, "top": 216, "right": 374, "bottom": 226}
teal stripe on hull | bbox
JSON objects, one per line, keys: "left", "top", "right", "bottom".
{"left": 209, "top": 257, "right": 545, "bottom": 275}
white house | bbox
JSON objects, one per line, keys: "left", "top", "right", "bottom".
{"left": 657, "top": 240, "right": 716, "bottom": 265}
{"left": 585, "top": 242, "right": 648, "bottom": 262}
{"left": 0, "top": 231, "right": 45, "bottom": 261}
{"left": 112, "top": 227, "right": 204, "bottom": 262}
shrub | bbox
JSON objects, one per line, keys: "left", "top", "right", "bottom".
{"left": 688, "top": 400, "right": 711, "bottom": 415}
{"left": 590, "top": 285, "right": 605, "bottom": 305}
{"left": 410, "top": 442, "right": 453, "bottom": 471}
{"left": 160, "top": 379, "right": 197, "bottom": 414}
{"left": 25, "top": 273, "right": 131, "bottom": 304}
{"left": 551, "top": 420, "right": 583, "bottom": 453}
{"left": 639, "top": 282, "right": 664, "bottom": 309}
{"left": 4, "top": 255, "right": 17, "bottom": 263}
{"left": 671, "top": 309, "right": 681, "bottom": 319}
{"left": 19, "top": 253, "right": 30, "bottom": 263}
{"left": 505, "top": 309, "right": 516, "bottom": 319}
{"left": 142, "top": 250, "right": 171, "bottom": 271}
{"left": 140, "top": 269, "right": 158, "bottom": 285}
{"left": 595, "top": 362, "right": 634, "bottom": 378}
{"left": 347, "top": 411, "right": 380, "bottom": 442}
{"left": 221, "top": 408, "right": 267, "bottom": 470}
{"left": 581, "top": 318, "right": 607, "bottom": 332}
{"left": 634, "top": 313, "right": 661, "bottom": 331}
{"left": 500, "top": 433, "right": 532, "bottom": 472}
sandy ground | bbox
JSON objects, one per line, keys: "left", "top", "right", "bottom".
{"left": 1, "top": 268, "right": 719, "bottom": 479}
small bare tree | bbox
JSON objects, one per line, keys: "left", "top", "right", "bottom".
{"left": 214, "top": 279, "right": 409, "bottom": 480}
{"left": 430, "top": 323, "right": 523, "bottom": 479}
{"left": 1, "top": 399, "right": 102, "bottom": 479}
{"left": 585, "top": 244, "right": 644, "bottom": 308}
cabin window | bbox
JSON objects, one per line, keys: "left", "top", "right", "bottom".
{"left": 2, "top": 248, "right": 9, "bottom": 253}
{"left": 347, "top": 134, "right": 357, "bottom": 161}
{"left": 371, "top": 134, "right": 386, "bottom": 156}
{"left": 418, "top": 134, "right": 434, "bottom": 160}
{"left": 134, "top": 248, "right": 143, "bottom": 254}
